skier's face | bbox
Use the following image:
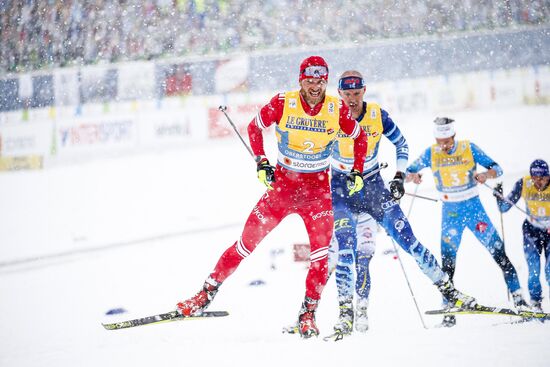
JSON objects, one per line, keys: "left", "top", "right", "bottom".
{"left": 300, "top": 78, "right": 327, "bottom": 107}
{"left": 435, "top": 136, "right": 455, "bottom": 154}
{"left": 339, "top": 87, "right": 365, "bottom": 119}
{"left": 532, "top": 176, "right": 550, "bottom": 191}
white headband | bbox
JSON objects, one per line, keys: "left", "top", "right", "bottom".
{"left": 433, "top": 117, "right": 455, "bottom": 139}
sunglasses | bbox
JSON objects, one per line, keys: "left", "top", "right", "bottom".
{"left": 301, "top": 65, "right": 328, "bottom": 78}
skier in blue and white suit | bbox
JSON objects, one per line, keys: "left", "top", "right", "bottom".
{"left": 406, "top": 117, "right": 528, "bottom": 326}
{"left": 330, "top": 71, "right": 473, "bottom": 335}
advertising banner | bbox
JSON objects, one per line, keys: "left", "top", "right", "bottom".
{"left": 0, "top": 121, "right": 51, "bottom": 157}
{"left": 208, "top": 103, "right": 261, "bottom": 139}
{"left": 54, "top": 115, "right": 137, "bottom": 158}
{"left": 0, "top": 155, "right": 43, "bottom": 171}
{"left": 137, "top": 109, "right": 194, "bottom": 147}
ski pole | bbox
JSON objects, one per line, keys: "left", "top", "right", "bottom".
{"left": 362, "top": 162, "right": 388, "bottom": 180}
{"left": 218, "top": 105, "right": 255, "bottom": 160}
{"left": 498, "top": 207, "right": 512, "bottom": 304}
{"left": 391, "top": 181, "right": 428, "bottom": 329}
{"left": 404, "top": 192, "right": 439, "bottom": 203}
{"left": 492, "top": 181, "right": 511, "bottom": 303}
{"left": 480, "top": 181, "right": 545, "bottom": 226}
{"left": 389, "top": 236, "right": 428, "bottom": 329}
{"left": 406, "top": 180, "right": 420, "bottom": 218}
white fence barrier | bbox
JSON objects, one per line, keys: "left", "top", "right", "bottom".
{"left": 0, "top": 66, "right": 548, "bottom": 171}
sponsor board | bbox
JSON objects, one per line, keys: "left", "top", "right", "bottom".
{"left": 137, "top": 108, "right": 201, "bottom": 147}
{"left": 0, "top": 155, "right": 43, "bottom": 171}
{"left": 0, "top": 121, "right": 51, "bottom": 157}
{"left": 208, "top": 103, "right": 262, "bottom": 138}
{"left": 54, "top": 116, "right": 138, "bottom": 158}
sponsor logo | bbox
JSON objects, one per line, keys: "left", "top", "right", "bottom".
{"left": 327, "top": 128, "right": 334, "bottom": 135}
{"left": 475, "top": 221, "right": 488, "bottom": 233}
{"left": 252, "top": 206, "right": 267, "bottom": 224}
{"left": 3, "top": 136, "right": 36, "bottom": 152}
{"left": 381, "top": 199, "right": 398, "bottom": 210}
{"left": 289, "top": 98, "right": 297, "bottom": 108}
{"left": 292, "top": 160, "right": 327, "bottom": 170}
{"left": 312, "top": 210, "right": 333, "bottom": 221}
{"left": 0, "top": 155, "right": 43, "bottom": 171}
{"left": 334, "top": 218, "right": 351, "bottom": 229}
{"left": 362, "top": 125, "right": 380, "bottom": 138}
{"left": 371, "top": 109, "right": 377, "bottom": 119}
{"left": 284, "top": 115, "right": 328, "bottom": 132}
{"left": 328, "top": 102, "right": 334, "bottom": 114}
{"left": 394, "top": 220, "right": 405, "bottom": 232}
{"left": 155, "top": 124, "right": 185, "bottom": 137}
{"left": 60, "top": 120, "right": 133, "bottom": 146}
{"left": 434, "top": 155, "right": 470, "bottom": 168}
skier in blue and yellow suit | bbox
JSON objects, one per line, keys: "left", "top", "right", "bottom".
{"left": 406, "top": 117, "right": 528, "bottom": 326}
{"left": 496, "top": 159, "right": 550, "bottom": 312}
{"left": 330, "top": 71, "right": 473, "bottom": 335}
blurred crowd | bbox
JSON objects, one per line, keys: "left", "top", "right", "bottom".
{"left": 1, "top": 0, "right": 548, "bottom": 74}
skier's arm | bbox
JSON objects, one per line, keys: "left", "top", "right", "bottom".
{"left": 339, "top": 101, "right": 367, "bottom": 172}
{"left": 248, "top": 93, "right": 284, "bottom": 189}
{"left": 381, "top": 109, "right": 408, "bottom": 173}
{"left": 497, "top": 179, "right": 523, "bottom": 213}
{"left": 471, "top": 142, "right": 503, "bottom": 183}
{"left": 247, "top": 93, "right": 284, "bottom": 159}
{"left": 405, "top": 147, "right": 431, "bottom": 183}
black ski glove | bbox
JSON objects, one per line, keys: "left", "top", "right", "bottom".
{"left": 493, "top": 182, "right": 504, "bottom": 205}
{"left": 389, "top": 171, "right": 406, "bottom": 200}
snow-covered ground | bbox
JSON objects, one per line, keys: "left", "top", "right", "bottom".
{"left": 0, "top": 105, "right": 549, "bottom": 367}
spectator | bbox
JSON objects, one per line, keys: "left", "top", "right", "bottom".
{"left": 0, "top": 0, "right": 548, "bottom": 74}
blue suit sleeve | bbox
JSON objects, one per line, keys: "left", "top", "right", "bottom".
{"left": 498, "top": 179, "right": 523, "bottom": 213}
{"left": 406, "top": 147, "right": 431, "bottom": 174}
{"left": 471, "top": 142, "right": 503, "bottom": 177}
{"left": 381, "top": 109, "right": 409, "bottom": 172}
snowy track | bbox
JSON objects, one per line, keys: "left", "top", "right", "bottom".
{"left": 0, "top": 106, "right": 549, "bottom": 366}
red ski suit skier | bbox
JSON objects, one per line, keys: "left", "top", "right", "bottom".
{"left": 208, "top": 92, "right": 367, "bottom": 301}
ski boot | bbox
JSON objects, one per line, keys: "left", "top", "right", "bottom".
{"left": 511, "top": 290, "right": 530, "bottom": 311}
{"left": 333, "top": 299, "right": 354, "bottom": 335}
{"left": 531, "top": 300, "right": 543, "bottom": 313}
{"left": 298, "top": 297, "right": 319, "bottom": 338}
{"left": 355, "top": 298, "right": 369, "bottom": 332}
{"left": 436, "top": 279, "right": 476, "bottom": 309}
{"left": 441, "top": 315, "right": 456, "bottom": 328}
{"left": 176, "top": 277, "right": 220, "bottom": 316}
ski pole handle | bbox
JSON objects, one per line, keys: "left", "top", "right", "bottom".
{"left": 218, "top": 105, "right": 255, "bottom": 160}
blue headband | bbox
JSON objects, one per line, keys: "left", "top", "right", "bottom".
{"left": 530, "top": 159, "right": 549, "bottom": 177}
{"left": 338, "top": 76, "right": 365, "bottom": 90}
